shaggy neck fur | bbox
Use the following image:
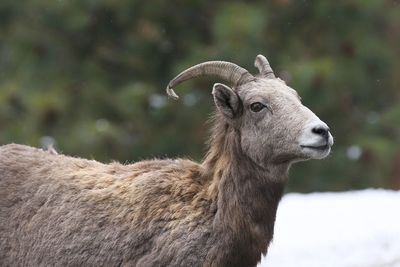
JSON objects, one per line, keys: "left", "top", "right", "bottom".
{"left": 202, "top": 115, "right": 288, "bottom": 266}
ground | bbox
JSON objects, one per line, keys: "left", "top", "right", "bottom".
{"left": 259, "top": 189, "right": 400, "bottom": 267}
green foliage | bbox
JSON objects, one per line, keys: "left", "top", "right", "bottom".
{"left": 0, "top": 0, "right": 399, "bottom": 191}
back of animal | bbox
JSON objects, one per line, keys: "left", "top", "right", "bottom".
{"left": 0, "top": 144, "right": 213, "bottom": 266}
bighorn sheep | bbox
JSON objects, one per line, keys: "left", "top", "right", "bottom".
{"left": 0, "top": 55, "right": 333, "bottom": 267}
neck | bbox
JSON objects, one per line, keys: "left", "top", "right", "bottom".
{"left": 202, "top": 117, "right": 288, "bottom": 266}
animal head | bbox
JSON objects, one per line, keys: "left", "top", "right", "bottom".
{"left": 167, "top": 55, "right": 333, "bottom": 166}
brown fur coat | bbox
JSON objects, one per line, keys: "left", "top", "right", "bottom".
{"left": 0, "top": 134, "right": 285, "bottom": 267}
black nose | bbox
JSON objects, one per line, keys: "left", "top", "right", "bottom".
{"left": 312, "top": 126, "right": 329, "bottom": 139}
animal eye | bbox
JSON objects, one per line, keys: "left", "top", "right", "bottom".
{"left": 250, "top": 102, "right": 265, "bottom": 112}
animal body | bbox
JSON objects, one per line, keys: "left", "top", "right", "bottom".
{"left": 0, "top": 55, "right": 333, "bottom": 267}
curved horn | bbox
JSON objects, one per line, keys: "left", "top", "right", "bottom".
{"left": 166, "top": 61, "right": 254, "bottom": 99}
{"left": 254, "top": 54, "right": 275, "bottom": 79}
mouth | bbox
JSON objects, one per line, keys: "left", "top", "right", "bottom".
{"left": 300, "top": 145, "right": 330, "bottom": 151}
{"left": 300, "top": 143, "right": 331, "bottom": 160}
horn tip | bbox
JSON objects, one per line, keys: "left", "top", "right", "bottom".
{"left": 254, "top": 54, "right": 265, "bottom": 68}
{"left": 166, "top": 86, "right": 179, "bottom": 100}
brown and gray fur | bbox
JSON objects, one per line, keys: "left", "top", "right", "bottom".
{"left": 0, "top": 55, "right": 333, "bottom": 267}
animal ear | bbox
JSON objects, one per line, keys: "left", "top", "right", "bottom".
{"left": 212, "top": 83, "right": 240, "bottom": 119}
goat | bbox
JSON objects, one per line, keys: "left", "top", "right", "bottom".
{"left": 0, "top": 55, "right": 333, "bottom": 267}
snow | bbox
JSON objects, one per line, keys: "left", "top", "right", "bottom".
{"left": 259, "top": 189, "right": 400, "bottom": 267}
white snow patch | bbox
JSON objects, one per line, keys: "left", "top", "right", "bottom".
{"left": 259, "top": 189, "right": 400, "bottom": 267}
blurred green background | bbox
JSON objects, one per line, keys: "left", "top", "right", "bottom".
{"left": 0, "top": 0, "right": 399, "bottom": 192}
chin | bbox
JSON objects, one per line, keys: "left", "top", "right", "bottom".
{"left": 301, "top": 146, "right": 331, "bottom": 160}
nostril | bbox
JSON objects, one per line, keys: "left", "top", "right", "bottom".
{"left": 312, "top": 127, "right": 329, "bottom": 138}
